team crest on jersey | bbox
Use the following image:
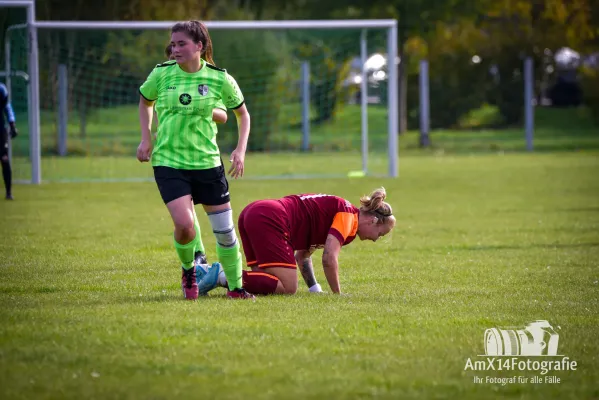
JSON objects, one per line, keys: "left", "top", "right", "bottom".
{"left": 198, "top": 84, "right": 209, "bottom": 96}
{"left": 179, "top": 93, "right": 192, "bottom": 105}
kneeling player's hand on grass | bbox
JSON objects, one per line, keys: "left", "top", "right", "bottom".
{"left": 136, "top": 140, "right": 153, "bottom": 162}
{"left": 228, "top": 148, "right": 245, "bottom": 179}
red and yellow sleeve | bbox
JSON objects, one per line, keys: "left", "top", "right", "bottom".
{"left": 328, "top": 212, "right": 358, "bottom": 245}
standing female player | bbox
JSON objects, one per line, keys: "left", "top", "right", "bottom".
{"left": 199, "top": 188, "right": 396, "bottom": 295}
{"left": 138, "top": 20, "right": 254, "bottom": 300}
{"left": 160, "top": 42, "right": 228, "bottom": 269}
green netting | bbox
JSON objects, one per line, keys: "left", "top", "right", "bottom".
{"left": 7, "top": 25, "right": 392, "bottom": 182}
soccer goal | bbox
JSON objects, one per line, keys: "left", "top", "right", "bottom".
{"left": 5, "top": 16, "right": 398, "bottom": 183}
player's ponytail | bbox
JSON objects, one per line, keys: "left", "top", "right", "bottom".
{"left": 360, "top": 187, "right": 394, "bottom": 225}
{"left": 201, "top": 24, "right": 215, "bottom": 65}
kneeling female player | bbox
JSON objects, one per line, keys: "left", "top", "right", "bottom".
{"left": 198, "top": 187, "right": 395, "bottom": 295}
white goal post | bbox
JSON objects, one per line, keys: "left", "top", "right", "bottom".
{"left": 1, "top": 0, "right": 41, "bottom": 183}
{"left": 4, "top": 14, "right": 399, "bottom": 182}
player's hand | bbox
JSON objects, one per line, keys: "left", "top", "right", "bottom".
{"left": 9, "top": 123, "right": 17, "bottom": 139}
{"left": 228, "top": 147, "right": 245, "bottom": 179}
{"left": 136, "top": 139, "right": 153, "bottom": 162}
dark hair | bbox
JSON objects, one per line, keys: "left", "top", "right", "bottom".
{"left": 164, "top": 43, "right": 173, "bottom": 59}
{"left": 171, "top": 20, "right": 215, "bottom": 65}
{"left": 360, "top": 187, "right": 394, "bottom": 225}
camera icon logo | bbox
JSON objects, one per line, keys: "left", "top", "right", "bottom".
{"left": 484, "top": 320, "right": 560, "bottom": 356}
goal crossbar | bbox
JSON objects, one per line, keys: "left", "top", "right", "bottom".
{"left": 32, "top": 20, "right": 397, "bottom": 30}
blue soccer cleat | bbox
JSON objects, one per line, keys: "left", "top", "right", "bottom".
{"left": 194, "top": 263, "right": 209, "bottom": 281}
{"left": 197, "top": 262, "right": 223, "bottom": 295}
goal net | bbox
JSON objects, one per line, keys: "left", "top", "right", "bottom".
{"left": 5, "top": 20, "right": 398, "bottom": 182}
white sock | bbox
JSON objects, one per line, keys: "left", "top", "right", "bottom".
{"left": 309, "top": 283, "right": 323, "bottom": 293}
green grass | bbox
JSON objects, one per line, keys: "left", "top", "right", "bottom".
{"left": 1, "top": 151, "right": 598, "bottom": 399}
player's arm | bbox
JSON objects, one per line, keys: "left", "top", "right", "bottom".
{"left": 138, "top": 66, "right": 159, "bottom": 144}
{"left": 213, "top": 101, "right": 228, "bottom": 124}
{"left": 322, "top": 234, "right": 342, "bottom": 294}
{"left": 232, "top": 103, "right": 249, "bottom": 152}
{"left": 295, "top": 249, "right": 322, "bottom": 292}
{"left": 1, "top": 86, "right": 17, "bottom": 138}
{"left": 212, "top": 109, "right": 227, "bottom": 124}
{"left": 227, "top": 103, "right": 249, "bottom": 178}
{"left": 6, "top": 108, "right": 17, "bottom": 138}
{"left": 137, "top": 96, "right": 155, "bottom": 162}
{"left": 139, "top": 96, "right": 155, "bottom": 143}
{"left": 222, "top": 72, "right": 249, "bottom": 178}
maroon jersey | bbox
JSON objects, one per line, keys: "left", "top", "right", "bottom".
{"left": 279, "top": 194, "right": 359, "bottom": 251}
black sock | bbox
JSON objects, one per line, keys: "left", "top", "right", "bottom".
{"left": 1, "top": 158, "right": 12, "bottom": 196}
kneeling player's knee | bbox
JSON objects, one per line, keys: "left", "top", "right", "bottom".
{"left": 208, "top": 209, "right": 238, "bottom": 247}
{"left": 281, "top": 285, "right": 297, "bottom": 295}
{"left": 276, "top": 277, "right": 297, "bottom": 295}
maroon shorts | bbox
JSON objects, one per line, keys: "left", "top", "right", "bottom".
{"left": 238, "top": 199, "right": 296, "bottom": 269}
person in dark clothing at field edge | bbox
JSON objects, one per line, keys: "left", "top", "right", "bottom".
{"left": 0, "top": 83, "right": 18, "bottom": 200}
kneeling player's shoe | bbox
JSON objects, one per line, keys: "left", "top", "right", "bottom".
{"left": 198, "top": 262, "right": 222, "bottom": 296}
{"left": 181, "top": 267, "right": 199, "bottom": 300}
{"left": 227, "top": 287, "right": 255, "bottom": 300}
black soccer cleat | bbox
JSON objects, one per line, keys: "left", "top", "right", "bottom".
{"left": 194, "top": 251, "right": 208, "bottom": 267}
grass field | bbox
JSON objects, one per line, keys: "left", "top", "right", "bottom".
{"left": 1, "top": 150, "right": 598, "bottom": 399}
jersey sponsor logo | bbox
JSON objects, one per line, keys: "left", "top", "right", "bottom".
{"left": 179, "top": 93, "right": 192, "bottom": 105}
{"left": 167, "top": 86, "right": 176, "bottom": 91}
{"left": 198, "top": 84, "right": 209, "bottom": 96}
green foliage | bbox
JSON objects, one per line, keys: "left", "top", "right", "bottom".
{"left": 210, "top": 30, "right": 290, "bottom": 152}
{"left": 457, "top": 103, "right": 504, "bottom": 129}
{"left": 488, "top": 53, "right": 527, "bottom": 126}
{"left": 292, "top": 29, "right": 364, "bottom": 125}
{"left": 5, "top": 0, "right": 599, "bottom": 139}
{"left": 402, "top": 22, "right": 492, "bottom": 129}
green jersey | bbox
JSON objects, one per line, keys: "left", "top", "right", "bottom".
{"left": 214, "top": 100, "right": 226, "bottom": 111}
{"left": 139, "top": 58, "right": 244, "bottom": 170}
